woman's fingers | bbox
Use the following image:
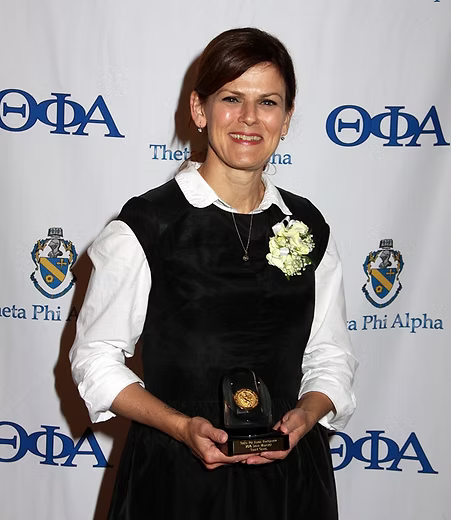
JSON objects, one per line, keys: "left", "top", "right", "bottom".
{"left": 198, "top": 418, "right": 228, "bottom": 444}
{"left": 185, "top": 417, "right": 251, "bottom": 468}
{"left": 246, "top": 409, "right": 316, "bottom": 465}
{"left": 278, "top": 408, "right": 308, "bottom": 435}
{"left": 273, "top": 419, "right": 282, "bottom": 430}
{"left": 244, "top": 453, "right": 275, "bottom": 465}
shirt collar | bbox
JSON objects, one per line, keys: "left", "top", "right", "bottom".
{"left": 175, "top": 161, "right": 292, "bottom": 215}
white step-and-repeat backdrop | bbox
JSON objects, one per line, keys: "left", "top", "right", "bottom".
{"left": 1, "top": 1, "right": 450, "bottom": 518}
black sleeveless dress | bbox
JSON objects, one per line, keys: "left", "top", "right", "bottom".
{"left": 108, "top": 180, "right": 338, "bottom": 520}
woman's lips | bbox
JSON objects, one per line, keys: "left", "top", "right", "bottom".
{"left": 229, "top": 133, "right": 263, "bottom": 144}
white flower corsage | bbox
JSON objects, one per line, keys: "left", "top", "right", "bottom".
{"left": 266, "top": 217, "right": 315, "bottom": 279}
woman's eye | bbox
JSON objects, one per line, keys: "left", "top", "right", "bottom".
{"left": 261, "top": 99, "right": 277, "bottom": 106}
{"left": 223, "top": 96, "right": 239, "bottom": 103}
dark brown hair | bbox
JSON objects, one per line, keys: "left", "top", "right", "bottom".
{"left": 194, "top": 28, "right": 296, "bottom": 111}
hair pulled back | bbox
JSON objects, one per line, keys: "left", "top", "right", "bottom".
{"left": 194, "top": 28, "right": 296, "bottom": 111}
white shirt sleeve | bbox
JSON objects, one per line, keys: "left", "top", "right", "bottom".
{"left": 69, "top": 220, "right": 151, "bottom": 423}
{"left": 299, "top": 234, "right": 358, "bottom": 431}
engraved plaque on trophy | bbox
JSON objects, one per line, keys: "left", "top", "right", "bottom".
{"left": 220, "top": 368, "right": 290, "bottom": 456}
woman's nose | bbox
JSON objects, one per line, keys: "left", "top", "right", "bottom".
{"left": 238, "top": 101, "right": 258, "bottom": 125}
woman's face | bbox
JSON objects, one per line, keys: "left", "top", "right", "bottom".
{"left": 192, "top": 63, "right": 292, "bottom": 173}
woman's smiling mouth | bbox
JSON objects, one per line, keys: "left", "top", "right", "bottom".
{"left": 229, "top": 133, "right": 263, "bottom": 142}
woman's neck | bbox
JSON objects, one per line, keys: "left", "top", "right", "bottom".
{"left": 198, "top": 155, "right": 265, "bottom": 214}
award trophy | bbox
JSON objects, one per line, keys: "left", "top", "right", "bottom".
{"left": 220, "top": 368, "right": 290, "bottom": 455}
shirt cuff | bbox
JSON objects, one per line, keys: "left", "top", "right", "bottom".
{"left": 299, "top": 375, "right": 357, "bottom": 431}
{"left": 71, "top": 343, "right": 144, "bottom": 423}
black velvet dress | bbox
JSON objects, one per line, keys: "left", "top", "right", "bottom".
{"left": 108, "top": 180, "right": 338, "bottom": 520}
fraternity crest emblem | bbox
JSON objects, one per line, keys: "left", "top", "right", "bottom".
{"left": 30, "top": 227, "right": 77, "bottom": 298}
{"left": 362, "top": 239, "right": 404, "bottom": 308}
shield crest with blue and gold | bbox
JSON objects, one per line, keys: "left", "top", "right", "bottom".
{"left": 30, "top": 228, "right": 77, "bottom": 298}
{"left": 362, "top": 239, "right": 404, "bottom": 308}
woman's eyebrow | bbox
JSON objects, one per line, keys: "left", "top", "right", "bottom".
{"left": 219, "top": 89, "right": 283, "bottom": 100}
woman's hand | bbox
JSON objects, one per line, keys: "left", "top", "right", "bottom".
{"left": 244, "top": 391, "right": 335, "bottom": 465}
{"left": 244, "top": 408, "right": 315, "bottom": 465}
{"left": 180, "top": 416, "right": 251, "bottom": 470}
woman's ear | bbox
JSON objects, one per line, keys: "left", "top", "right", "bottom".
{"left": 190, "top": 91, "right": 206, "bottom": 130}
{"left": 282, "top": 105, "right": 294, "bottom": 137}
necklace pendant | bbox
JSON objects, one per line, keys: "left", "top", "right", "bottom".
{"left": 231, "top": 211, "right": 253, "bottom": 264}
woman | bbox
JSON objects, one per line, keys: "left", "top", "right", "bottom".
{"left": 70, "top": 28, "right": 357, "bottom": 520}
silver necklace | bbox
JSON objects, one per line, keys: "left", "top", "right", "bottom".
{"left": 231, "top": 211, "right": 254, "bottom": 262}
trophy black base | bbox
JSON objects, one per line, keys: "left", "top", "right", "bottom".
{"left": 222, "top": 430, "right": 290, "bottom": 456}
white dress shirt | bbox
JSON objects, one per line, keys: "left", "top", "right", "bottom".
{"left": 70, "top": 162, "right": 357, "bottom": 429}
